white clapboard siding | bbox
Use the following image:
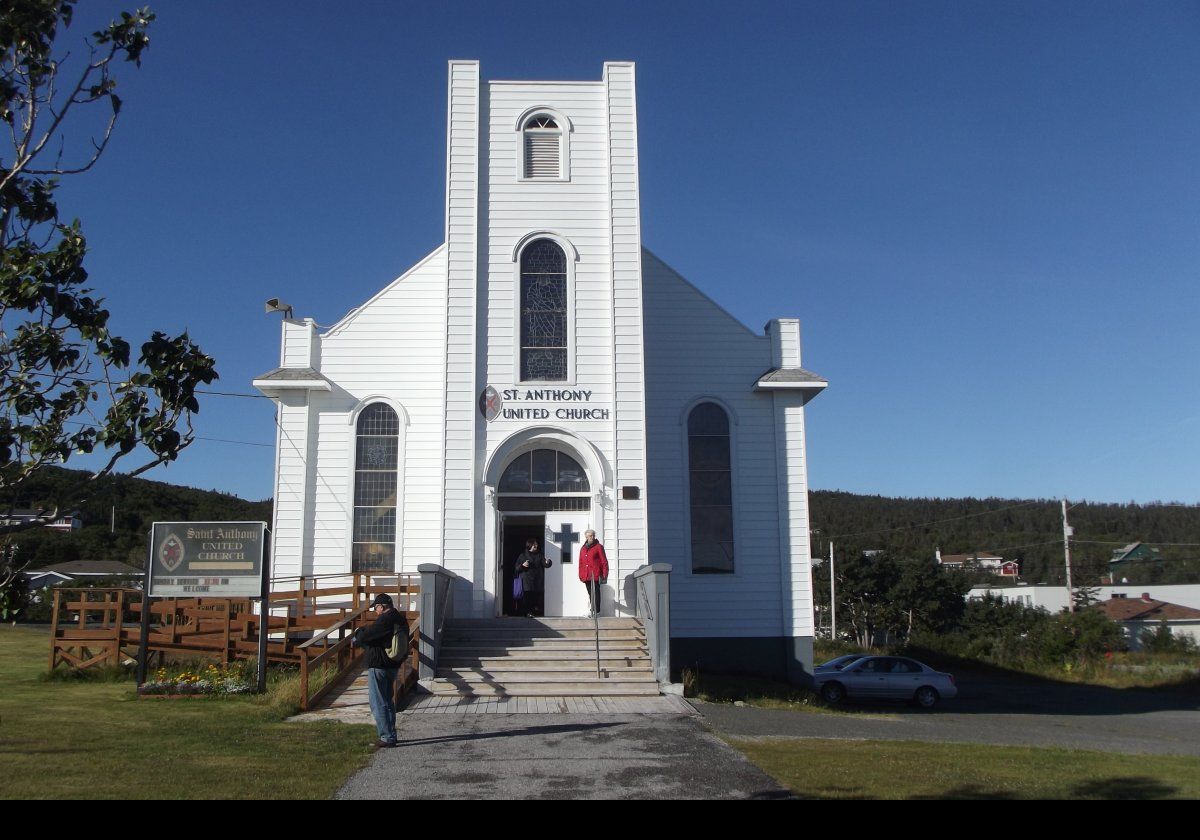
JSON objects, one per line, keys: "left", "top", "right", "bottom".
{"left": 270, "top": 392, "right": 312, "bottom": 578}
{"left": 605, "top": 63, "right": 649, "bottom": 597}
{"left": 274, "top": 244, "right": 450, "bottom": 579}
{"left": 642, "top": 248, "right": 799, "bottom": 638}
{"left": 442, "top": 61, "right": 481, "bottom": 597}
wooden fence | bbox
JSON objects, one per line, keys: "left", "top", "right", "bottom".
{"left": 48, "top": 572, "right": 421, "bottom": 710}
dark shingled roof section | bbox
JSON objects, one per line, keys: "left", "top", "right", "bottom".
{"left": 30, "top": 561, "right": 142, "bottom": 576}
{"left": 757, "top": 368, "right": 828, "bottom": 384}
{"left": 1094, "top": 597, "right": 1200, "bottom": 622}
{"left": 254, "top": 367, "right": 326, "bottom": 382}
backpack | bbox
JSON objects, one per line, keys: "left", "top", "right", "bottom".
{"left": 386, "top": 621, "right": 404, "bottom": 662}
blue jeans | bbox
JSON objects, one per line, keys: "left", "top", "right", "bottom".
{"left": 367, "top": 667, "right": 399, "bottom": 744}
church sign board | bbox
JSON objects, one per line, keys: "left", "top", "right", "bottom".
{"left": 480, "top": 385, "right": 611, "bottom": 422}
{"left": 147, "top": 521, "right": 268, "bottom": 598}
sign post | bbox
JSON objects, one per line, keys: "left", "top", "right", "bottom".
{"left": 141, "top": 521, "right": 270, "bottom": 690}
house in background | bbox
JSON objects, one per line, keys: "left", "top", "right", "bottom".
{"left": 937, "top": 549, "right": 1018, "bottom": 578}
{"left": 25, "top": 560, "right": 142, "bottom": 591}
{"left": 1109, "top": 542, "right": 1163, "bottom": 581}
{"left": 1092, "top": 593, "right": 1200, "bottom": 650}
{"left": 969, "top": 583, "right": 1200, "bottom": 614}
{"left": 0, "top": 509, "right": 82, "bottom": 533}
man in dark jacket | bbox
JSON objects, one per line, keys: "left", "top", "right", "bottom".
{"left": 352, "top": 593, "right": 408, "bottom": 748}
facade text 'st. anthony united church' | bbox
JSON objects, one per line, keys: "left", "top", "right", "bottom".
{"left": 254, "top": 62, "right": 827, "bottom": 680}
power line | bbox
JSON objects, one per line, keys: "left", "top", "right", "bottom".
{"left": 22, "top": 374, "right": 270, "bottom": 399}
{"left": 986, "top": 538, "right": 1065, "bottom": 553}
{"left": 57, "top": 419, "right": 273, "bottom": 449}
{"left": 1073, "top": 539, "right": 1200, "bottom": 548}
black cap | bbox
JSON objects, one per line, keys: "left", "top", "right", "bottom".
{"left": 370, "top": 594, "right": 393, "bottom": 608}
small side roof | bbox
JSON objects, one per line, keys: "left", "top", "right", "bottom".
{"left": 252, "top": 367, "right": 332, "bottom": 396}
{"left": 755, "top": 367, "right": 829, "bottom": 392}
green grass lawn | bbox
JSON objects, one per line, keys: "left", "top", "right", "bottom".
{"left": 0, "top": 626, "right": 376, "bottom": 799}
{"left": 728, "top": 737, "right": 1200, "bottom": 800}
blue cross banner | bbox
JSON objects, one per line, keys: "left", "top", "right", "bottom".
{"left": 553, "top": 523, "right": 580, "bottom": 564}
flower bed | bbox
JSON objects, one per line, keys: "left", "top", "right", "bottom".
{"left": 137, "top": 663, "right": 253, "bottom": 697}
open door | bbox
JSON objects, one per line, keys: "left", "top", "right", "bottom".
{"left": 499, "top": 515, "right": 545, "bottom": 617}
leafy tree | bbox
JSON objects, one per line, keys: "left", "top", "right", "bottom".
{"left": 1072, "top": 583, "right": 1102, "bottom": 610}
{"left": 835, "top": 551, "right": 901, "bottom": 648}
{"left": 0, "top": 541, "right": 29, "bottom": 621}
{"left": 0, "top": 1, "right": 217, "bottom": 534}
{"left": 891, "top": 557, "right": 969, "bottom": 637}
{"left": 1139, "top": 621, "right": 1195, "bottom": 654}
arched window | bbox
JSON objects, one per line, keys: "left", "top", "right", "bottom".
{"left": 687, "top": 403, "right": 734, "bottom": 574}
{"left": 496, "top": 448, "right": 590, "bottom": 512}
{"left": 352, "top": 403, "right": 399, "bottom": 572}
{"left": 519, "top": 239, "right": 567, "bottom": 381}
{"left": 522, "top": 114, "right": 561, "bottom": 179}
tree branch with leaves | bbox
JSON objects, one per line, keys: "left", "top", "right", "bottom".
{"left": 0, "top": 1, "right": 217, "bottom": 536}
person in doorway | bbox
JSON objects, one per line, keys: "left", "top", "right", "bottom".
{"left": 515, "top": 537, "right": 551, "bottom": 617}
{"left": 578, "top": 529, "right": 608, "bottom": 616}
{"left": 351, "top": 593, "right": 408, "bottom": 749}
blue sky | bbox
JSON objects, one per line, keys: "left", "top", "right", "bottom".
{"left": 49, "top": 0, "right": 1200, "bottom": 504}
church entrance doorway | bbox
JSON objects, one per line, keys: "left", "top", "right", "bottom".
{"left": 494, "top": 445, "right": 595, "bottom": 618}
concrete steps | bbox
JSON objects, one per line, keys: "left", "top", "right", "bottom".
{"left": 432, "top": 617, "right": 658, "bottom": 698}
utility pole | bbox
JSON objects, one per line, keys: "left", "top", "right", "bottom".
{"left": 829, "top": 541, "right": 836, "bottom": 641}
{"left": 1062, "top": 499, "right": 1075, "bottom": 612}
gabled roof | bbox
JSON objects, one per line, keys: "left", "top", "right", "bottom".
{"left": 1109, "top": 542, "right": 1161, "bottom": 565}
{"left": 1094, "top": 596, "right": 1200, "bottom": 622}
{"left": 28, "top": 561, "right": 142, "bottom": 577}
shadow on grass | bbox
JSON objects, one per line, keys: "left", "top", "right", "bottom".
{"left": 1069, "top": 776, "right": 1178, "bottom": 800}
{"left": 902, "top": 646, "right": 1200, "bottom": 717}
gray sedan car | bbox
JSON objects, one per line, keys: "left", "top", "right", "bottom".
{"left": 814, "top": 655, "right": 957, "bottom": 708}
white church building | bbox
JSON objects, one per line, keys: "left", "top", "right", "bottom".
{"left": 254, "top": 62, "right": 827, "bottom": 681}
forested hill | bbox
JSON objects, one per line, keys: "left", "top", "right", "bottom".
{"left": 6, "top": 468, "right": 1199, "bottom": 585}
{"left": 810, "top": 491, "right": 1200, "bottom": 585}
{"left": 5, "top": 467, "right": 272, "bottom": 570}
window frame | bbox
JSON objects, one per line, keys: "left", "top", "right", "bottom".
{"left": 512, "top": 233, "right": 577, "bottom": 384}
{"left": 681, "top": 398, "right": 740, "bottom": 576}
{"left": 514, "top": 106, "right": 571, "bottom": 183}
{"left": 346, "top": 398, "right": 407, "bottom": 574}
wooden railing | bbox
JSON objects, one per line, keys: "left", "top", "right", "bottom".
{"left": 296, "top": 608, "right": 421, "bottom": 711}
{"left": 48, "top": 572, "right": 421, "bottom": 709}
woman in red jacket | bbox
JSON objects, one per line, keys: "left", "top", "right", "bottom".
{"left": 578, "top": 529, "right": 608, "bottom": 616}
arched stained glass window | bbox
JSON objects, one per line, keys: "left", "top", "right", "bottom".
{"left": 688, "top": 403, "right": 734, "bottom": 574}
{"left": 520, "top": 240, "right": 567, "bottom": 382}
{"left": 352, "top": 403, "right": 399, "bottom": 572}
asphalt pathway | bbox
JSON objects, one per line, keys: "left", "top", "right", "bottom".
{"left": 336, "top": 711, "right": 791, "bottom": 800}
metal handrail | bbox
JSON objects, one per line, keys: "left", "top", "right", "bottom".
{"left": 435, "top": 575, "right": 454, "bottom": 637}
{"left": 637, "top": 577, "right": 654, "bottom": 621}
{"left": 590, "top": 570, "right": 601, "bottom": 678}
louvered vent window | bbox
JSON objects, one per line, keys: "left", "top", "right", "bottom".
{"left": 523, "top": 116, "right": 561, "bottom": 179}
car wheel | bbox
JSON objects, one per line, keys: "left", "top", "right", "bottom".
{"left": 820, "top": 682, "right": 845, "bottom": 705}
{"left": 914, "top": 686, "right": 939, "bottom": 709}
